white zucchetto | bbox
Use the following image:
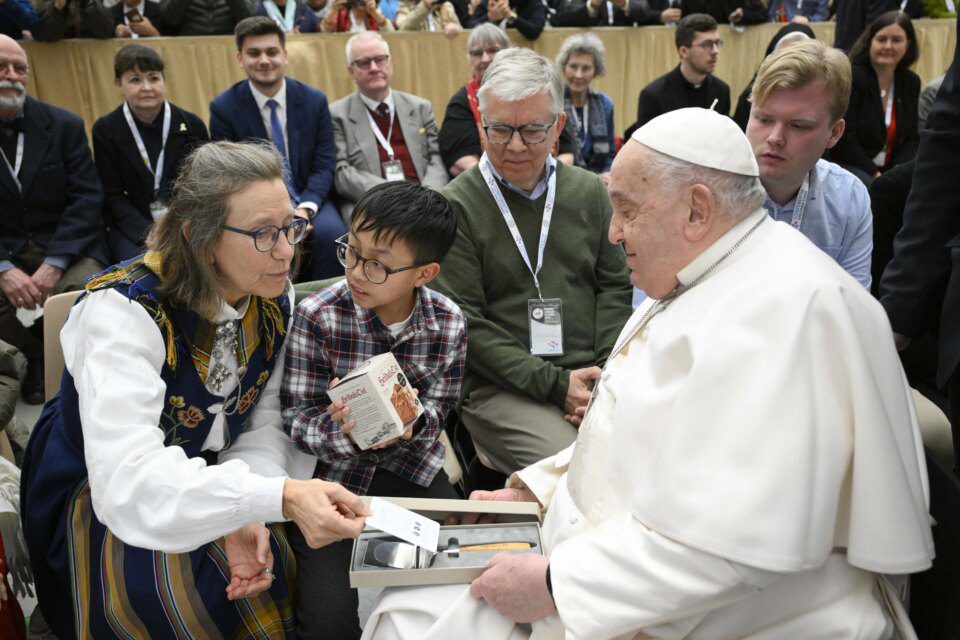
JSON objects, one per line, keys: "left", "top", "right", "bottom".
{"left": 631, "top": 107, "right": 760, "bottom": 177}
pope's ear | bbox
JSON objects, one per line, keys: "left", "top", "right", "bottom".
{"left": 685, "top": 183, "right": 716, "bottom": 242}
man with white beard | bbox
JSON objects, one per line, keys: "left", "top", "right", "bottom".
{"left": 360, "top": 107, "right": 935, "bottom": 639}
{"left": 0, "top": 35, "right": 106, "bottom": 404}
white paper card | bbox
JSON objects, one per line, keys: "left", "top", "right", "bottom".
{"left": 367, "top": 497, "right": 440, "bottom": 553}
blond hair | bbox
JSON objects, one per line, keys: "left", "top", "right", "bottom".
{"left": 750, "top": 40, "right": 851, "bottom": 123}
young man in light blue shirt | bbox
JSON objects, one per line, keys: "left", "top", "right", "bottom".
{"left": 746, "top": 38, "right": 873, "bottom": 290}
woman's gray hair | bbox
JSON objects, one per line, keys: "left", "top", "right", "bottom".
{"left": 556, "top": 32, "right": 607, "bottom": 77}
{"left": 478, "top": 47, "right": 564, "bottom": 115}
{"left": 644, "top": 146, "right": 768, "bottom": 218}
{"left": 466, "top": 23, "right": 511, "bottom": 57}
{"left": 146, "top": 141, "right": 291, "bottom": 320}
{"left": 345, "top": 31, "right": 390, "bottom": 65}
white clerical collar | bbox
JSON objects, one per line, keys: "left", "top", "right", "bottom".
{"left": 359, "top": 89, "right": 394, "bottom": 115}
{"left": 676, "top": 207, "right": 767, "bottom": 287}
{"left": 249, "top": 78, "right": 287, "bottom": 112}
{"left": 484, "top": 154, "right": 557, "bottom": 200}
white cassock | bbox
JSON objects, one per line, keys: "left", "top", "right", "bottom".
{"left": 362, "top": 209, "right": 934, "bottom": 640}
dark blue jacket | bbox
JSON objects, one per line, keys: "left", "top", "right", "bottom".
{"left": 209, "top": 78, "right": 335, "bottom": 209}
{"left": 0, "top": 97, "right": 107, "bottom": 265}
{"left": 0, "top": 0, "right": 37, "bottom": 38}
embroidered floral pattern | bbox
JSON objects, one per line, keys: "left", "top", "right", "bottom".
{"left": 235, "top": 387, "right": 260, "bottom": 415}
{"left": 160, "top": 398, "right": 207, "bottom": 446}
{"left": 257, "top": 370, "right": 270, "bottom": 386}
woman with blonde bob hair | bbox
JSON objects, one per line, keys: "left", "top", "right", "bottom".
{"left": 21, "top": 141, "right": 369, "bottom": 640}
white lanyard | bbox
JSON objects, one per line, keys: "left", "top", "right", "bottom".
{"left": 263, "top": 0, "right": 297, "bottom": 31}
{"left": 570, "top": 100, "right": 589, "bottom": 138}
{"left": 899, "top": 0, "right": 909, "bottom": 9}
{"left": 947, "top": 0, "right": 956, "bottom": 13}
{"left": 789, "top": 173, "right": 810, "bottom": 230}
{"left": 796, "top": 0, "right": 803, "bottom": 9}
{"left": 1, "top": 132, "right": 23, "bottom": 191}
{"left": 883, "top": 80, "right": 895, "bottom": 128}
{"left": 123, "top": 101, "right": 171, "bottom": 194}
{"left": 427, "top": 11, "right": 436, "bottom": 30}
{"left": 605, "top": 0, "right": 613, "bottom": 22}
{"left": 478, "top": 152, "right": 556, "bottom": 300}
{"left": 365, "top": 105, "right": 396, "bottom": 160}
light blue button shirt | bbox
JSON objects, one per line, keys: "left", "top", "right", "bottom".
{"left": 762, "top": 158, "right": 873, "bottom": 290}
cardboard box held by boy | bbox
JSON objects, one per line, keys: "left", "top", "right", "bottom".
{"left": 327, "top": 353, "right": 424, "bottom": 450}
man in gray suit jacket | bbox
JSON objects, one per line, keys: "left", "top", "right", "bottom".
{"left": 330, "top": 31, "right": 447, "bottom": 223}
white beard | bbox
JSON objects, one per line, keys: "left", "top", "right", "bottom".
{"left": 0, "top": 82, "right": 26, "bottom": 114}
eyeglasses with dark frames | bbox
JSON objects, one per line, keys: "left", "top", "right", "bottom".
{"left": 351, "top": 54, "right": 390, "bottom": 70}
{"left": 335, "top": 234, "right": 425, "bottom": 284}
{"left": 224, "top": 217, "right": 308, "bottom": 253}
{"left": 480, "top": 114, "right": 558, "bottom": 146}
{"left": 691, "top": 38, "right": 723, "bottom": 51}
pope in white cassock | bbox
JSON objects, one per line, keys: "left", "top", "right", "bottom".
{"left": 360, "top": 108, "right": 936, "bottom": 639}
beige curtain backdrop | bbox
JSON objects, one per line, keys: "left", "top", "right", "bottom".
{"left": 22, "top": 20, "right": 956, "bottom": 140}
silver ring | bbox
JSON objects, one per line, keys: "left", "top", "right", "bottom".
{"left": 263, "top": 567, "right": 273, "bottom": 575}
{"left": 16, "top": 298, "right": 23, "bottom": 305}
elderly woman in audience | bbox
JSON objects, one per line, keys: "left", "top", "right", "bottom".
{"left": 827, "top": 10, "right": 920, "bottom": 184}
{"left": 93, "top": 44, "right": 209, "bottom": 262}
{"left": 439, "top": 23, "right": 575, "bottom": 176}
{"left": 21, "top": 141, "right": 368, "bottom": 640}
{"left": 396, "top": 0, "right": 460, "bottom": 34}
{"left": 557, "top": 32, "right": 615, "bottom": 183}
{"left": 321, "top": 0, "right": 395, "bottom": 30}
{"left": 733, "top": 22, "right": 815, "bottom": 130}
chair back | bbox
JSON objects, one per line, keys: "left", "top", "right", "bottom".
{"left": 43, "top": 290, "right": 82, "bottom": 401}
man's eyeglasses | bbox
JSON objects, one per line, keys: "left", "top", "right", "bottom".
{"left": 335, "top": 234, "right": 425, "bottom": 284}
{"left": 691, "top": 38, "right": 723, "bottom": 51}
{"left": 351, "top": 54, "right": 390, "bottom": 70}
{"left": 481, "top": 115, "right": 558, "bottom": 146}
{"left": 468, "top": 46, "right": 502, "bottom": 59}
{"left": 224, "top": 217, "right": 308, "bottom": 253}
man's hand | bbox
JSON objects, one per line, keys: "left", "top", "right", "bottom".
{"left": 791, "top": 14, "right": 809, "bottom": 23}
{"left": 295, "top": 208, "right": 314, "bottom": 237}
{"left": 224, "top": 523, "right": 275, "bottom": 601}
{"left": 893, "top": 331, "right": 910, "bottom": 352}
{"left": 728, "top": 6, "right": 743, "bottom": 22}
{"left": 32, "top": 263, "right": 63, "bottom": 303}
{"left": 442, "top": 21, "right": 460, "bottom": 36}
{"left": 660, "top": 7, "right": 680, "bottom": 22}
{"left": 130, "top": 15, "right": 160, "bottom": 36}
{"left": 0, "top": 267, "right": 43, "bottom": 310}
{"left": 282, "top": 479, "right": 369, "bottom": 548}
{"left": 487, "top": 0, "right": 510, "bottom": 22}
{"left": 564, "top": 366, "right": 600, "bottom": 423}
{"left": 115, "top": 23, "right": 132, "bottom": 36}
{"left": 470, "top": 554, "right": 557, "bottom": 623}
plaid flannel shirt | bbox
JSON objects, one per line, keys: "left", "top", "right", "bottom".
{"left": 281, "top": 280, "right": 466, "bottom": 495}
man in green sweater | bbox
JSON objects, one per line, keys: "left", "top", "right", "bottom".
{"left": 434, "top": 47, "right": 633, "bottom": 474}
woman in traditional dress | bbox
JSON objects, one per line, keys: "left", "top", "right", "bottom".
{"left": 21, "top": 141, "right": 368, "bottom": 640}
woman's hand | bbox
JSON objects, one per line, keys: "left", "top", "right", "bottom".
{"left": 282, "top": 479, "right": 369, "bottom": 548}
{"left": 224, "top": 523, "right": 275, "bottom": 600}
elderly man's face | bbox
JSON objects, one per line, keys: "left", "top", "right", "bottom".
{"left": 348, "top": 38, "right": 393, "bottom": 99}
{"left": 0, "top": 36, "right": 29, "bottom": 117}
{"left": 746, "top": 82, "right": 844, "bottom": 197}
{"left": 607, "top": 143, "right": 688, "bottom": 298}
{"left": 480, "top": 91, "right": 565, "bottom": 193}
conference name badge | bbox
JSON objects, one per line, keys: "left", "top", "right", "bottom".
{"left": 528, "top": 298, "right": 563, "bottom": 356}
{"left": 383, "top": 159, "right": 405, "bottom": 182}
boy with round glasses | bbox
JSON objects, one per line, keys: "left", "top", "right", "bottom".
{"left": 280, "top": 180, "right": 465, "bottom": 640}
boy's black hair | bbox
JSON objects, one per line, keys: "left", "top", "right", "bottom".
{"left": 114, "top": 44, "right": 164, "bottom": 80}
{"left": 351, "top": 181, "right": 458, "bottom": 266}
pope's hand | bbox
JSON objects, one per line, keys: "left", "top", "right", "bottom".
{"left": 564, "top": 366, "right": 600, "bottom": 421}
{"left": 282, "top": 479, "right": 369, "bottom": 548}
{"left": 224, "top": 523, "right": 275, "bottom": 601}
{"left": 470, "top": 554, "right": 557, "bottom": 623}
